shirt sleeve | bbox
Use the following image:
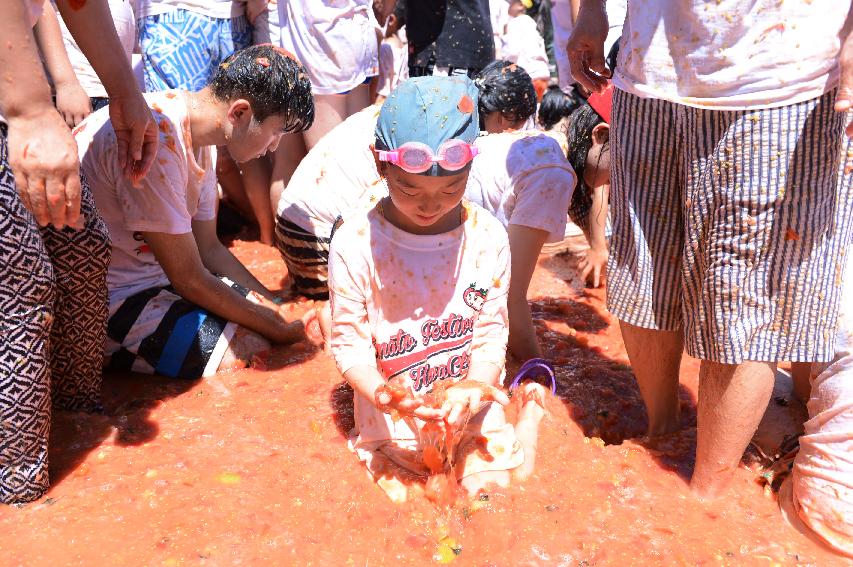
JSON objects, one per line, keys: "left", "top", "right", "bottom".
{"left": 510, "top": 165, "right": 576, "bottom": 242}
{"left": 470, "top": 231, "right": 511, "bottom": 367}
{"left": 115, "top": 149, "right": 193, "bottom": 234}
{"left": 328, "top": 235, "right": 378, "bottom": 375}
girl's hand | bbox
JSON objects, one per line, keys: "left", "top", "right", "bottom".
{"left": 375, "top": 383, "right": 445, "bottom": 421}
{"left": 55, "top": 80, "right": 92, "bottom": 128}
{"left": 441, "top": 382, "right": 510, "bottom": 428}
{"left": 579, "top": 246, "right": 608, "bottom": 288}
{"left": 301, "top": 306, "right": 325, "bottom": 347}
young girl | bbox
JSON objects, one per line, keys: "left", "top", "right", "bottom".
{"left": 328, "top": 77, "right": 548, "bottom": 502}
{"left": 374, "top": 2, "right": 408, "bottom": 104}
{"left": 565, "top": 85, "right": 612, "bottom": 287}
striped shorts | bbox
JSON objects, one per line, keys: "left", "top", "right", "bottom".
{"left": 105, "top": 278, "right": 252, "bottom": 379}
{"left": 607, "top": 88, "right": 853, "bottom": 364}
{"left": 274, "top": 216, "right": 342, "bottom": 301}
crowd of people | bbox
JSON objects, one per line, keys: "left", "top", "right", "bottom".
{"left": 0, "top": 0, "right": 850, "bottom": 558}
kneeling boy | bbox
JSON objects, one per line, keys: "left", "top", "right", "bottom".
{"left": 75, "top": 45, "right": 316, "bottom": 379}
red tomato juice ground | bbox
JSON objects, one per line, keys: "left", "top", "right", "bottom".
{"left": 0, "top": 239, "right": 846, "bottom": 566}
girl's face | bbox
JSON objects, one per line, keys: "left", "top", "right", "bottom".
{"left": 482, "top": 111, "right": 527, "bottom": 134}
{"left": 381, "top": 163, "right": 470, "bottom": 235}
{"left": 584, "top": 123, "right": 611, "bottom": 188}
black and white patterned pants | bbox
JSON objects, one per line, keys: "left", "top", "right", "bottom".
{"left": 0, "top": 128, "right": 110, "bottom": 504}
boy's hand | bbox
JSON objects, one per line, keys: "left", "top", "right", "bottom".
{"left": 55, "top": 80, "right": 92, "bottom": 128}
{"left": 441, "top": 382, "right": 510, "bottom": 428}
{"left": 566, "top": 0, "right": 610, "bottom": 94}
{"left": 836, "top": 29, "right": 853, "bottom": 137}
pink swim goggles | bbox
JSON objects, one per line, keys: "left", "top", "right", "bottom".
{"left": 376, "top": 139, "right": 479, "bottom": 174}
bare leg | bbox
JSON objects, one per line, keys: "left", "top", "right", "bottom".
{"left": 691, "top": 360, "right": 776, "bottom": 500}
{"left": 240, "top": 157, "right": 274, "bottom": 245}
{"left": 511, "top": 382, "right": 548, "bottom": 482}
{"left": 619, "top": 321, "right": 683, "bottom": 437}
{"left": 216, "top": 147, "right": 254, "bottom": 221}
{"left": 269, "top": 133, "right": 307, "bottom": 212}
{"left": 791, "top": 361, "right": 815, "bottom": 403}
{"left": 217, "top": 327, "right": 271, "bottom": 372}
{"left": 345, "top": 83, "right": 371, "bottom": 116}
{"left": 303, "top": 93, "right": 348, "bottom": 150}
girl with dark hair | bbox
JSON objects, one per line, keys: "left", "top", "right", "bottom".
{"left": 565, "top": 90, "right": 611, "bottom": 288}
{"left": 474, "top": 60, "right": 537, "bottom": 133}
{"left": 537, "top": 85, "right": 583, "bottom": 131}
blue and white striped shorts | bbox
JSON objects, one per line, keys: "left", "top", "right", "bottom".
{"left": 138, "top": 9, "right": 252, "bottom": 92}
{"left": 607, "top": 89, "right": 853, "bottom": 364}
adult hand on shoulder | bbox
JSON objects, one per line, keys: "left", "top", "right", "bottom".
{"left": 835, "top": 30, "right": 853, "bottom": 138}
{"left": 579, "top": 246, "right": 608, "bottom": 288}
{"left": 54, "top": 80, "right": 92, "bottom": 128}
{"left": 7, "top": 108, "right": 84, "bottom": 229}
{"left": 109, "top": 89, "right": 158, "bottom": 184}
{"left": 566, "top": 0, "right": 610, "bottom": 94}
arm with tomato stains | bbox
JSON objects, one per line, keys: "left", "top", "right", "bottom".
{"left": 566, "top": 0, "right": 609, "bottom": 93}
{"left": 54, "top": 0, "right": 157, "bottom": 181}
{"left": 33, "top": 1, "right": 90, "bottom": 128}
{"left": 835, "top": 7, "right": 853, "bottom": 137}
{"left": 579, "top": 183, "right": 609, "bottom": 288}
{"left": 0, "top": 0, "right": 85, "bottom": 229}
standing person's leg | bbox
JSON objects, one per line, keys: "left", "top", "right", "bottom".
{"left": 345, "top": 83, "right": 371, "bottom": 117}
{"left": 607, "top": 90, "right": 687, "bottom": 438}
{"left": 0, "top": 131, "right": 55, "bottom": 504}
{"left": 302, "top": 94, "right": 348, "bottom": 150}
{"left": 682, "top": 91, "right": 853, "bottom": 499}
{"left": 40, "top": 175, "right": 110, "bottom": 412}
{"left": 270, "top": 133, "right": 307, "bottom": 210}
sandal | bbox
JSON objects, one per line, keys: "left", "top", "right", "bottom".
{"left": 509, "top": 358, "right": 557, "bottom": 395}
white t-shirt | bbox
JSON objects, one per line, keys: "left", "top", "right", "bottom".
{"left": 276, "top": 105, "right": 385, "bottom": 237}
{"left": 329, "top": 202, "right": 510, "bottom": 444}
{"left": 376, "top": 32, "right": 409, "bottom": 98}
{"left": 276, "top": 0, "right": 379, "bottom": 95}
{"left": 56, "top": 0, "right": 135, "bottom": 98}
{"left": 468, "top": 130, "right": 576, "bottom": 243}
{"left": 614, "top": 0, "right": 853, "bottom": 110}
{"left": 75, "top": 91, "right": 218, "bottom": 304}
{"left": 136, "top": 0, "right": 244, "bottom": 19}
{"left": 501, "top": 14, "right": 550, "bottom": 81}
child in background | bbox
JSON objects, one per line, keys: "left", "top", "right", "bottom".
{"left": 474, "top": 60, "right": 538, "bottom": 133}
{"left": 375, "top": 2, "right": 408, "bottom": 104}
{"left": 501, "top": 0, "right": 551, "bottom": 100}
{"left": 328, "top": 77, "right": 548, "bottom": 502}
{"left": 538, "top": 84, "right": 582, "bottom": 133}
{"left": 75, "top": 45, "right": 318, "bottom": 380}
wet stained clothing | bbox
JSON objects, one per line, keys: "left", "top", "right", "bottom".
{"left": 405, "top": 0, "right": 494, "bottom": 74}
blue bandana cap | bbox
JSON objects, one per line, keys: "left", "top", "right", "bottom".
{"left": 375, "top": 76, "right": 480, "bottom": 176}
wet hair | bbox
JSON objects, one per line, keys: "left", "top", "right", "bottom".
{"left": 473, "top": 60, "right": 537, "bottom": 128}
{"left": 537, "top": 86, "right": 583, "bottom": 131}
{"left": 566, "top": 103, "right": 608, "bottom": 227}
{"left": 210, "top": 44, "right": 315, "bottom": 133}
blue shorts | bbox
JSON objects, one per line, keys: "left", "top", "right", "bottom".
{"left": 138, "top": 9, "right": 252, "bottom": 92}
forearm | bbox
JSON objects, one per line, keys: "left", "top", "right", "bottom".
{"left": 177, "top": 270, "right": 301, "bottom": 343}
{"left": 200, "top": 243, "right": 276, "bottom": 300}
{"left": 343, "top": 364, "right": 386, "bottom": 404}
{"left": 466, "top": 361, "right": 502, "bottom": 387}
{"left": 34, "top": 2, "right": 78, "bottom": 88}
{"left": 0, "top": 2, "right": 54, "bottom": 120}
{"left": 508, "top": 292, "right": 542, "bottom": 360}
{"left": 587, "top": 186, "right": 609, "bottom": 252}
{"left": 54, "top": 0, "right": 136, "bottom": 97}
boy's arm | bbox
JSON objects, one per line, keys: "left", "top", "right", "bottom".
{"left": 192, "top": 218, "right": 278, "bottom": 301}
{"left": 507, "top": 225, "right": 548, "bottom": 360}
{"left": 469, "top": 232, "right": 512, "bottom": 386}
{"left": 142, "top": 230, "right": 305, "bottom": 344}
{"left": 54, "top": 0, "right": 157, "bottom": 181}
{"left": 33, "top": 1, "right": 91, "bottom": 127}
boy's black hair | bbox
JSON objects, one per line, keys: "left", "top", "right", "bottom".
{"left": 565, "top": 103, "right": 607, "bottom": 227}
{"left": 473, "top": 60, "right": 537, "bottom": 128}
{"left": 210, "top": 44, "right": 315, "bottom": 133}
{"left": 537, "top": 85, "right": 583, "bottom": 131}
